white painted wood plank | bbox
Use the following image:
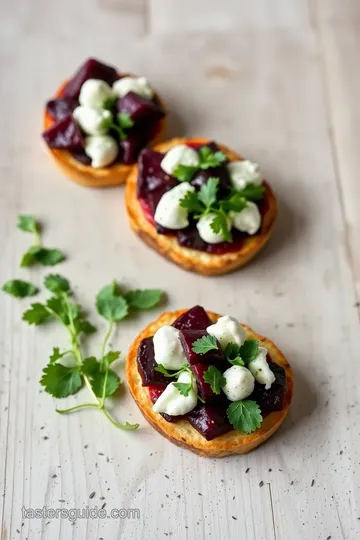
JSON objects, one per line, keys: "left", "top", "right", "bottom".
{"left": 1, "top": 2, "right": 360, "bottom": 540}
{"left": 316, "top": 16, "right": 360, "bottom": 301}
{"left": 149, "top": 0, "right": 310, "bottom": 32}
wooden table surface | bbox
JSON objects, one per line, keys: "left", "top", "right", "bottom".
{"left": 1, "top": 1, "right": 360, "bottom": 539}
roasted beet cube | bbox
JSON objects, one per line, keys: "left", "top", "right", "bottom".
{"left": 191, "top": 166, "right": 231, "bottom": 194}
{"left": 71, "top": 150, "right": 92, "bottom": 166}
{"left": 46, "top": 97, "right": 78, "bottom": 122}
{"left": 191, "top": 363, "right": 222, "bottom": 402}
{"left": 172, "top": 305, "right": 212, "bottom": 331}
{"left": 136, "top": 337, "right": 169, "bottom": 387}
{"left": 116, "top": 92, "right": 164, "bottom": 124}
{"left": 42, "top": 115, "right": 84, "bottom": 151}
{"left": 120, "top": 135, "right": 145, "bottom": 165}
{"left": 137, "top": 148, "right": 168, "bottom": 198}
{"left": 62, "top": 58, "right": 118, "bottom": 99}
{"left": 187, "top": 404, "right": 232, "bottom": 440}
{"left": 179, "top": 329, "right": 224, "bottom": 365}
{"left": 251, "top": 359, "right": 286, "bottom": 416}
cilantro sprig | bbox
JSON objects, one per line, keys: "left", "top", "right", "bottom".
{"left": 102, "top": 112, "right": 134, "bottom": 141}
{"left": 203, "top": 365, "right": 226, "bottom": 395}
{"left": 154, "top": 364, "right": 204, "bottom": 402}
{"left": 17, "top": 215, "right": 65, "bottom": 267}
{"left": 2, "top": 279, "right": 39, "bottom": 298}
{"left": 224, "top": 339, "right": 259, "bottom": 366}
{"left": 173, "top": 146, "right": 227, "bottom": 183}
{"left": 226, "top": 400, "right": 263, "bottom": 434}
{"left": 22, "top": 274, "right": 163, "bottom": 430}
{"left": 192, "top": 334, "right": 218, "bottom": 354}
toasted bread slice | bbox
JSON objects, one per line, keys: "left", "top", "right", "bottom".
{"left": 43, "top": 79, "right": 167, "bottom": 188}
{"left": 126, "top": 309, "right": 293, "bottom": 458}
{"left": 125, "top": 137, "right": 277, "bottom": 275}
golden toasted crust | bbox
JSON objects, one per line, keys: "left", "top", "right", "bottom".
{"left": 43, "top": 78, "right": 167, "bottom": 188}
{"left": 126, "top": 309, "right": 293, "bottom": 458}
{"left": 125, "top": 137, "right": 277, "bottom": 275}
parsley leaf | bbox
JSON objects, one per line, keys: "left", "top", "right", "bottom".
{"left": 75, "top": 319, "right": 96, "bottom": 335}
{"left": 237, "top": 184, "right": 265, "bottom": 201}
{"left": 81, "top": 356, "right": 99, "bottom": 375}
{"left": 227, "top": 400, "right": 263, "bottom": 434}
{"left": 23, "top": 303, "right": 52, "bottom": 325}
{"left": 40, "top": 364, "right": 83, "bottom": 398}
{"left": 44, "top": 274, "right": 70, "bottom": 294}
{"left": 203, "top": 365, "right": 226, "bottom": 394}
{"left": 49, "top": 347, "right": 65, "bottom": 364}
{"left": 210, "top": 212, "right": 232, "bottom": 243}
{"left": 103, "top": 351, "right": 120, "bottom": 369}
{"left": 220, "top": 192, "right": 247, "bottom": 213}
{"left": 180, "top": 190, "right": 204, "bottom": 213}
{"left": 199, "top": 147, "right": 227, "bottom": 169}
{"left": 173, "top": 382, "right": 192, "bottom": 397}
{"left": 125, "top": 289, "right": 162, "bottom": 310}
{"left": 117, "top": 113, "right": 134, "bottom": 130}
{"left": 20, "top": 246, "right": 43, "bottom": 267}
{"left": 35, "top": 248, "right": 65, "bottom": 266}
{"left": 90, "top": 368, "right": 120, "bottom": 398}
{"left": 239, "top": 339, "right": 259, "bottom": 365}
{"left": 198, "top": 177, "right": 219, "bottom": 208}
{"left": 17, "top": 215, "right": 39, "bottom": 234}
{"left": 173, "top": 164, "right": 198, "bottom": 183}
{"left": 192, "top": 335, "right": 218, "bottom": 354}
{"left": 2, "top": 279, "right": 39, "bottom": 298}
{"left": 96, "top": 281, "right": 128, "bottom": 322}
{"left": 224, "top": 343, "right": 244, "bottom": 366}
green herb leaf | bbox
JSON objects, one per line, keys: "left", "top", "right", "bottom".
{"left": 49, "top": 347, "right": 64, "bottom": 364}
{"left": 75, "top": 319, "right": 96, "bottom": 335}
{"left": 91, "top": 369, "right": 120, "bottom": 398}
{"left": 198, "top": 177, "right": 219, "bottom": 208}
{"left": 96, "top": 282, "right": 128, "bottom": 322}
{"left": 210, "top": 212, "right": 232, "bottom": 243}
{"left": 173, "top": 382, "right": 192, "bottom": 397}
{"left": 17, "top": 215, "right": 39, "bottom": 234}
{"left": 192, "top": 334, "right": 218, "bottom": 354}
{"left": 103, "top": 96, "right": 117, "bottom": 110}
{"left": 35, "top": 248, "right": 65, "bottom": 266}
{"left": 154, "top": 364, "right": 188, "bottom": 378}
{"left": 103, "top": 351, "right": 120, "bottom": 369}
{"left": 239, "top": 339, "right": 259, "bottom": 365}
{"left": 227, "top": 400, "right": 263, "bottom": 434}
{"left": 23, "top": 303, "right": 52, "bottom": 325}
{"left": 44, "top": 274, "right": 70, "bottom": 294}
{"left": 173, "top": 164, "right": 198, "bottom": 183}
{"left": 117, "top": 113, "right": 134, "bottom": 130}
{"left": 237, "top": 184, "right": 266, "bottom": 201}
{"left": 21, "top": 247, "right": 65, "bottom": 267}
{"left": 199, "top": 147, "right": 227, "bottom": 169}
{"left": 40, "top": 363, "right": 83, "bottom": 398}
{"left": 46, "top": 296, "right": 68, "bottom": 324}
{"left": 224, "top": 343, "right": 244, "bottom": 366}
{"left": 20, "top": 246, "right": 43, "bottom": 267}
{"left": 2, "top": 279, "right": 39, "bottom": 298}
{"left": 179, "top": 190, "right": 204, "bottom": 213}
{"left": 203, "top": 365, "right": 226, "bottom": 394}
{"left": 81, "top": 356, "right": 99, "bottom": 375}
{"left": 220, "top": 192, "right": 247, "bottom": 213}
{"left": 125, "top": 289, "right": 162, "bottom": 310}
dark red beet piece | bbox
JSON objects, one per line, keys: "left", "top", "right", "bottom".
{"left": 136, "top": 337, "right": 169, "bottom": 387}
{"left": 137, "top": 148, "right": 169, "bottom": 198}
{"left": 62, "top": 58, "right": 118, "bottom": 99}
{"left": 46, "top": 98, "right": 78, "bottom": 122}
{"left": 120, "top": 135, "right": 146, "bottom": 165}
{"left": 172, "top": 306, "right": 212, "bottom": 331}
{"left": 179, "top": 329, "right": 224, "bottom": 365}
{"left": 71, "top": 151, "right": 92, "bottom": 166}
{"left": 42, "top": 115, "right": 84, "bottom": 151}
{"left": 186, "top": 404, "right": 232, "bottom": 440}
{"left": 191, "top": 167, "right": 231, "bottom": 194}
{"left": 191, "top": 363, "right": 223, "bottom": 402}
{"left": 148, "top": 386, "right": 180, "bottom": 423}
{"left": 116, "top": 92, "right": 164, "bottom": 124}
{"left": 251, "top": 359, "right": 286, "bottom": 417}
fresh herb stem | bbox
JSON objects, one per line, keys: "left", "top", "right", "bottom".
{"left": 100, "top": 321, "right": 114, "bottom": 370}
{"left": 102, "top": 407, "right": 139, "bottom": 431}
{"left": 56, "top": 403, "right": 99, "bottom": 414}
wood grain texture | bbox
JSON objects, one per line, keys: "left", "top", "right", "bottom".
{"left": 0, "top": 0, "right": 360, "bottom": 539}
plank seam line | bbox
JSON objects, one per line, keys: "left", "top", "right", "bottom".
{"left": 312, "top": 0, "right": 360, "bottom": 319}
{"left": 268, "top": 483, "right": 277, "bottom": 540}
